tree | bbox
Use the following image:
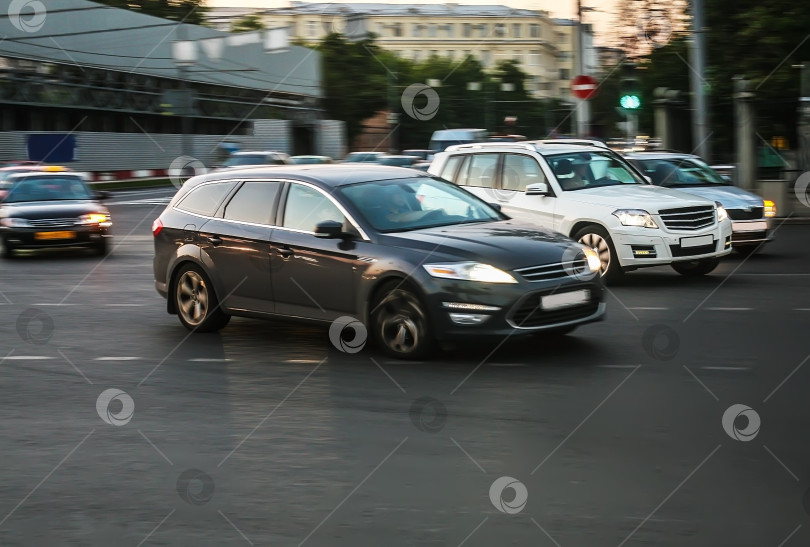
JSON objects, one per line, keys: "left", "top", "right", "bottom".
{"left": 93, "top": 1, "right": 208, "bottom": 26}
{"left": 230, "top": 14, "right": 266, "bottom": 33}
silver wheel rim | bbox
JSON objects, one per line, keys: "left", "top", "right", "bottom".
{"left": 177, "top": 271, "right": 209, "bottom": 327}
{"left": 578, "top": 233, "right": 611, "bottom": 276}
{"left": 375, "top": 289, "right": 424, "bottom": 355}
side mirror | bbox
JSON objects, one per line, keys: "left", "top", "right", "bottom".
{"left": 95, "top": 190, "right": 110, "bottom": 201}
{"left": 314, "top": 220, "right": 344, "bottom": 239}
{"left": 488, "top": 203, "right": 502, "bottom": 212}
{"left": 525, "top": 182, "right": 549, "bottom": 196}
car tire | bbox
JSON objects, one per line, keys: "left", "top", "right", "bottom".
{"left": 173, "top": 264, "right": 231, "bottom": 332}
{"left": 2, "top": 239, "right": 15, "bottom": 259}
{"left": 671, "top": 257, "right": 720, "bottom": 276}
{"left": 370, "top": 280, "right": 433, "bottom": 360}
{"left": 573, "top": 225, "right": 623, "bottom": 282}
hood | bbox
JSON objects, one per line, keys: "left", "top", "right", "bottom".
{"left": 564, "top": 185, "right": 716, "bottom": 212}
{"left": 662, "top": 185, "right": 763, "bottom": 210}
{"left": 1, "top": 200, "right": 107, "bottom": 220}
{"left": 379, "top": 220, "right": 578, "bottom": 270}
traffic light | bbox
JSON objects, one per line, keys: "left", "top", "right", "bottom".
{"left": 619, "top": 63, "right": 641, "bottom": 110}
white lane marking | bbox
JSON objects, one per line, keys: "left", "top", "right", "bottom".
{"left": 628, "top": 307, "right": 670, "bottom": 310}
{"left": 188, "top": 358, "right": 231, "bottom": 362}
{"left": 487, "top": 363, "right": 525, "bottom": 367}
{"left": 705, "top": 307, "right": 753, "bottom": 311}
{"left": 285, "top": 359, "right": 323, "bottom": 364}
{"left": 795, "top": 308, "right": 810, "bottom": 311}
{"left": 597, "top": 364, "right": 639, "bottom": 369}
{"left": 94, "top": 357, "right": 141, "bottom": 361}
{"left": 701, "top": 366, "right": 750, "bottom": 371}
{"left": 104, "top": 304, "right": 145, "bottom": 307}
{"left": 32, "top": 303, "right": 77, "bottom": 306}
{"left": 4, "top": 356, "right": 54, "bottom": 360}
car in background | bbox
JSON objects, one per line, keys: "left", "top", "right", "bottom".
{"left": 429, "top": 129, "right": 488, "bottom": 152}
{"left": 0, "top": 172, "right": 112, "bottom": 258}
{"left": 0, "top": 165, "right": 73, "bottom": 199}
{"left": 378, "top": 155, "right": 421, "bottom": 167}
{"left": 403, "top": 149, "right": 434, "bottom": 161}
{"left": 625, "top": 151, "right": 775, "bottom": 255}
{"left": 152, "top": 165, "right": 604, "bottom": 359}
{"left": 430, "top": 141, "right": 733, "bottom": 281}
{"left": 215, "top": 151, "right": 291, "bottom": 170}
{"left": 343, "top": 151, "right": 385, "bottom": 163}
{"left": 291, "top": 155, "right": 333, "bottom": 164}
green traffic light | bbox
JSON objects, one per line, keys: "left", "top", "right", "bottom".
{"left": 620, "top": 95, "right": 641, "bottom": 109}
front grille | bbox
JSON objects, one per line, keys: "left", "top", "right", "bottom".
{"left": 669, "top": 242, "right": 717, "bottom": 257}
{"left": 27, "top": 218, "right": 77, "bottom": 228}
{"left": 727, "top": 207, "right": 763, "bottom": 221}
{"left": 658, "top": 206, "right": 715, "bottom": 231}
{"left": 515, "top": 258, "right": 589, "bottom": 282}
{"left": 508, "top": 286, "right": 600, "bottom": 328}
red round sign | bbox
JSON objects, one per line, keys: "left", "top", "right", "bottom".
{"left": 571, "top": 75, "right": 598, "bottom": 100}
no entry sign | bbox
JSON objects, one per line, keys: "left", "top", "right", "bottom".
{"left": 571, "top": 75, "right": 598, "bottom": 100}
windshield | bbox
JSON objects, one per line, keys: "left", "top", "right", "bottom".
{"left": 4, "top": 176, "right": 93, "bottom": 203}
{"left": 340, "top": 177, "right": 502, "bottom": 232}
{"left": 638, "top": 158, "right": 728, "bottom": 187}
{"left": 547, "top": 151, "right": 646, "bottom": 191}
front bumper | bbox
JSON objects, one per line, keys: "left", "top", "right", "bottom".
{"left": 424, "top": 278, "right": 606, "bottom": 339}
{"left": 612, "top": 221, "right": 733, "bottom": 268}
{"left": 730, "top": 218, "right": 773, "bottom": 246}
{"left": 1, "top": 225, "right": 110, "bottom": 249}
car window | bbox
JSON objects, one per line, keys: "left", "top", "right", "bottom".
{"left": 502, "top": 154, "right": 546, "bottom": 192}
{"left": 282, "top": 183, "right": 346, "bottom": 232}
{"left": 223, "top": 181, "right": 280, "bottom": 225}
{"left": 458, "top": 153, "right": 499, "bottom": 188}
{"left": 176, "top": 181, "right": 237, "bottom": 216}
{"left": 439, "top": 155, "right": 463, "bottom": 181}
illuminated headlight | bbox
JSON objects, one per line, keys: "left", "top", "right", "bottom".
{"left": 715, "top": 202, "right": 728, "bottom": 222}
{"left": 78, "top": 213, "right": 111, "bottom": 226}
{"left": 612, "top": 209, "right": 658, "bottom": 228}
{"left": 0, "top": 217, "right": 30, "bottom": 228}
{"left": 424, "top": 262, "right": 517, "bottom": 284}
{"left": 764, "top": 200, "right": 777, "bottom": 218}
{"left": 582, "top": 246, "right": 601, "bottom": 273}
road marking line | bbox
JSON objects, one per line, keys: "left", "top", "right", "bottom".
{"left": 628, "top": 307, "right": 670, "bottom": 310}
{"left": 94, "top": 357, "right": 141, "bottom": 361}
{"left": 32, "top": 303, "right": 77, "bottom": 306}
{"left": 701, "top": 366, "right": 750, "bottom": 371}
{"left": 4, "top": 356, "right": 54, "bottom": 360}
{"left": 795, "top": 308, "right": 810, "bottom": 311}
{"left": 705, "top": 307, "right": 753, "bottom": 311}
{"left": 189, "top": 358, "right": 231, "bottom": 362}
{"left": 104, "top": 304, "right": 146, "bottom": 307}
{"left": 285, "top": 359, "right": 322, "bottom": 364}
{"left": 597, "top": 365, "right": 638, "bottom": 369}
{"left": 487, "top": 363, "right": 525, "bottom": 367}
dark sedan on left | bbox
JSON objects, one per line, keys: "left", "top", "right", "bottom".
{"left": 0, "top": 172, "right": 112, "bottom": 258}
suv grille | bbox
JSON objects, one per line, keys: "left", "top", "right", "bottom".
{"left": 658, "top": 206, "right": 715, "bottom": 231}
{"left": 28, "top": 218, "right": 77, "bottom": 228}
{"left": 515, "top": 258, "right": 589, "bottom": 282}
{"left": 727, "top": 207, "right": 763, "bottom": 221}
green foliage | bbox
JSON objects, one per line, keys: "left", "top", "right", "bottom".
{"left": 230, "top": 14, "right": 266, "bottom": 33}
{"left": 93, "top": 0, "right": 208, "bottom": 26}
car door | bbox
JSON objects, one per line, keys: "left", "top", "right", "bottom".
{"left": 270, "top": 182, "right": 360, "bottom": 320}
{"left": 197, "top": 180, "right": 281, "bottom": 314}
{"left": 448, "top": 152, "right": 501, "bottom": 203}
{"left": 495, "top": 153, "right": 558, "bottom": 229}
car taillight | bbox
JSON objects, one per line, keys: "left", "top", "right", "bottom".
{"left": 152, "top": 218, "right": 163, "bottom": 236}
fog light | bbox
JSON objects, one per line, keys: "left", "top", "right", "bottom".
{"left": 725, "top": 236, "right": 731, "bottom": 248}
{"left": 631, "top": 245, "right": 657, "bottom": 258}
{"left": 448, "top": 313, "right": 491, "bottom": 325}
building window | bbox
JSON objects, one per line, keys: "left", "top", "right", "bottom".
{"left": 479, "top": 23, "right": 488, "bottom": 38}
{"left": 412, "top": 23, "right": 422, "bottom": 37}
{"left": 560, "top": 68, "right": 571, "bottom": 80}
{"left": 558, "top": 32, "right": 567, "bottom": 44}
{"left": 428, "top": 24, "right": 437, "bottom": 37}
{"left": 481, "top": 50, "right": 492, "bottom": 66}
{"left": 512, "top": 23, "right": 521, "bottom": 38}
{"left": 513, "top": 51, "right": 523, "bottom": 65}
{"left": 494, "top": 23, "right": 505, "bottom": 37}
{"left": 307, "top": 20, "right": 316, "bottom": 37}
{"left": 393, "top": 23, "right": 403, "bottom": 37}
{"left": 444, "top": 23, "right": 454, "bottom": 37}
{"left": 529, "top": 51, "right": 541, "bottom": 66}
{"left": 529, "top": 24, "right": 540, "bottom": 38}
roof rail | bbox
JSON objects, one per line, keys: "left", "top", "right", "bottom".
{"left": 446, "top": 142, "right": 536, "bottom": 152}
{"left": 530, "top": 139, "right": 609, "bottom": 149}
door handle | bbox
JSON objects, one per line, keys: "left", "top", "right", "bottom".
{"left": 275, "top": 246, "right": 294, "bottom": 258}
{"left": 207, "top": 236, "right": 223, "bottom": 246}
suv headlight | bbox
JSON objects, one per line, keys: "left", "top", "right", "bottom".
{"left": 715, "top": 202, "right": 728, "bottom": 222}
{"left": 612, "top": 209, "right": 658, "bottom": 228}
{"left": 0, "top": 217, "right": 30, "bottom": 228}
{"left": 424, "top": 262, "right": 517, "bottom": 284}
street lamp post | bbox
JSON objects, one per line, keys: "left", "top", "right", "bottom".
{"left": 171, "top": 26, "right": 197, "bottom": 160}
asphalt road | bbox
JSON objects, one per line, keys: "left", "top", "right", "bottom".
{"left": 1, "top": 186, "right": 809, "bottom": 546}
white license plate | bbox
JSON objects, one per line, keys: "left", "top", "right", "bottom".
{"left": 542, "top": 289, "right": 589, "bottom": 311}
{"left": 680, "top": 235, "right": 714, "bottom": 248}
{"left": 732, "top": 221, "right": 768, "bottom": 232}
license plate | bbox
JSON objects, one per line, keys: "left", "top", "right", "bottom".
{"left": 34, "top": 231, "right": 76, "bottom": 240}
{"left": 542, "top": 289, "right": 589, "bottom": 311}
{"left": 680, "top": 235, "right": 713, "bottom": 248}
{"left": 732, "top": 221, "right": 768, "bottom": 232}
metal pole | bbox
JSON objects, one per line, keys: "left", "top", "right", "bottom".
{"left": 575, "top": 0, "right": 585, "bottom": 137}
{"left": 177, "top": 23, "right": 192, "bottom": 159}
{"left": 689, "top": 0, "right": 710, "bottom": 160}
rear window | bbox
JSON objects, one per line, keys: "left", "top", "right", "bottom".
{"left": 176, "top": 181, "right": 237, "bottom": 216}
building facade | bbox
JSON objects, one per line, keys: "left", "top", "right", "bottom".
{"left": 207, "top": 2, "right": 596, "bottom": 101}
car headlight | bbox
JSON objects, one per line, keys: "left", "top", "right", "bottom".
{"left": 423, "top": 262, "right": 518, "bottom": 284}
{"left": 715, "top": 202, "right": 728, "bottom": 222}
{"left": 612, "top": 209, "right": 658, "bottom": 228}
{"left": 78, "top": 213, "right": 111, "bottom": 226}
{"left": 764, "top": 200, "right": 776, "bottom": 218}
{"left": 0, "top": 217, "right": 30, "bottom": 228}
{"left": 582, "top": 246, "right": 601, "bottom": 273}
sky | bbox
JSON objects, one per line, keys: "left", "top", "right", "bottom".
{"left": 205, "top": 0, "right": 617, "bottom": 42}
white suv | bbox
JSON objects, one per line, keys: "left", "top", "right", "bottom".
{"left": 429, "top": 142, "right": 733, "bottom": 280}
